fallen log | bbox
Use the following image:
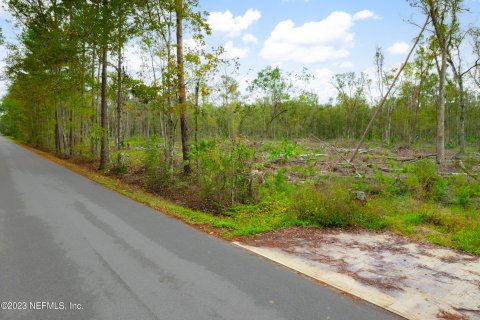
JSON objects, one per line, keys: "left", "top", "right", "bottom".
{"left": 458, "top": 160, "right": 480, "bottom": 182}
{"left": 387, "top": 154, "right": 436, "bottom": 162}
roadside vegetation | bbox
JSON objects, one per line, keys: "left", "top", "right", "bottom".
{"left": 0, "top": 0, "right": 479, "bottom": 254}
{"left": 119, "top": 138, "right": 480, "bottom": 254}
{"left": 13, "top": 136, "right": 480, "bottom": 255}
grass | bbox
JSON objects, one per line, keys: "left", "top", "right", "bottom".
{"left": 10, "top": 137, "right": 480, "bottom": 255}
{"left": 380, "top": 201, "right": 480, "bottom": 254}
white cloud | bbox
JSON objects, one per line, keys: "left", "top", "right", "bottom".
{"left": 222, "top": 41, "right": 249, "bottom": 59}
{"left": 339, "top": 61, "right": 354, "bottom": 68}
{"left": 387, "top": 41, "right": 409, "bottom": 55}
{"left": 242, "top": 33, "right": 258, "bottom": 44}
{"left": 208, "top": 9, "right": 261, "bottom": 37}
{"left": 260, "top": 10, "right": 379, "bottom": 65}
{"left": 260, "top": 11, "right": 356, "bottom": 64}
{"left": 353, "top": 10, "right": 379, "bottom": 21}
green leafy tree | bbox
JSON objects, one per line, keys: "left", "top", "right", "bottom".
{"left": 410, "top": 0, "right": 463, "bottom": 164}
{"left": 249, "top": 66, "right": 293, "bottom": 138}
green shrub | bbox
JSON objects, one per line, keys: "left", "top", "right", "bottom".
{"left": 404, "top": 174, "right": 421, "bottom": 195}
{"left": 265, "top": 139, "right": 299, "bottom": 162}
{"left": 403, "top": 159, "right": 439, "bottom": 199}
{"left": 260, "top": 169, "right": 295, "bottom": 197}
{"left": 193, "top": 138, "right": 257, "bottom": 209}
{"left": 368, "top": 171, "right": 403, "bottom": 196}
{"left": 452, "top": 176, "right": 478, "bottom": 208}
{"left": 357, "top": 199, "right": 391, "bottom": 229}
{"left": 109, "top": 150, "right": 129, "bottom": 175}
{"left": 457, "top": 186, "right": 472, "bottom": 208}
{"left": 291, "top": 182, "right": 359, "bottom": 227}
{"left": 144, "top": 136, "right": 174, "bottom": 190}
{"left": 228, "top": 197, "right": 296, "bottom": 235}
{"left": 433, "top": 177, "right": 448, "bottom": 202}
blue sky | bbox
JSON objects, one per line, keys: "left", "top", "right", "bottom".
{"left": 1, "top": 1, "right": 480, "bottom": 101}
{"left": 201, "top": 0, "right": 480, "bottom": 101}
{"left": 202, "top": 0, "right": 419, "bottom": 67}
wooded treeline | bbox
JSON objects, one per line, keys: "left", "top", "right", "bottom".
{"left": 0, "top": 0, "right": 479, "bottom": 171}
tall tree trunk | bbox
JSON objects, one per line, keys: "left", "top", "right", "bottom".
{"left": 194, "top": 79, "right": 200, "bottom": 151}
{"left": 99, "top": 44, "right": 109, "bottom": 170}
{"left": 79, "top": 115, "right": 84, "bottom": 156}
{"left": 60, "top": 105, "right": 68, "bottom": 157}
{"left": 165, "top": 17, "right": 175, "bottom": 167}
{"left": 167, "top": 114, "right": 175, "bottom": 161}
{"left": 385, "top": 103, "right": 393, "bottom": 145}
{"left": 79, "top": 42, "right": 86, "bottom": 157}
{"left": 90, "top": 48, "right": 99, "bottom": 159}
{"left": 176, "top": 0, "right": 191, "bottom": 175}
{"left": 54, "top": 102, "right": 60, "bottom": 155}
{"left": 116, "top": 47, "right": 123, "bottom": 166}
{"left": 458, "top": 76, "right": 465, "bottom": 154}
{"left": 437, "top": 52, "right": 447, "bottom": 165}
{"left": 147, "top": 42, "right": 168, "bottom": 151}
{"left": 69, "top": 109, "right": 74, "bottom": 157}
{"left": 411, "top": 86, "right": 421, "bottom": 145}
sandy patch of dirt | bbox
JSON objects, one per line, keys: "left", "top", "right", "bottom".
{"left": 241, "top": 227, "right": 480, "bottom": 320}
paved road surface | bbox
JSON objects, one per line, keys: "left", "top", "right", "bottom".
{"left": 0, "top": 136, "right": 400, "bottom": 320}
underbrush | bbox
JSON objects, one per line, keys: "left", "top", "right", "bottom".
{"left": 192, "top": 138, "right": 258, "bottom": 210}
{"left": 144, "top": 137, "right": 175, "bottom": 190}
{"left": 285, "top": 183, "right": 479, "bottom": 253}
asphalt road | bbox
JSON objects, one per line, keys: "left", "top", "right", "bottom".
{"left": 0, "top": 136, "right": 400, "bottom": 320}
